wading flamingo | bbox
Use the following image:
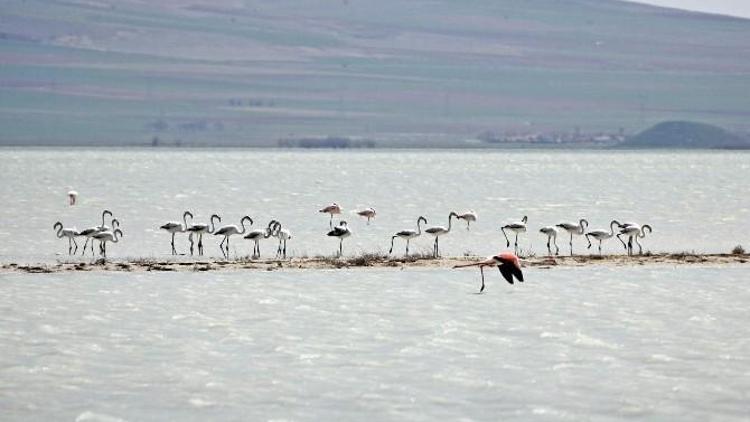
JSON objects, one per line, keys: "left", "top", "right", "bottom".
{"left": 389, "top": 216, "right": 427, "bottom": 256}
{"left": 214, "top": 216, "right": 253, "bottom": 258}
{"left": 585, "top": 220, "right": 621, "bottom": 255}
{"left": 186, "top": 214, "right": 221, "bottom": 256}
{"left": 53, "top": 222, "right": 79, "bottom": 254}
{"left": 92, "top": 229, "right": 123, "bottom": 258}
{"left": 244, "top": 224, "right": 273, "bottom": 259}
{"left": 539, "top": 226, "right": 559, "bottom": 256}
{"left": 425, "top": 212, "right": 458, "bottom": 258}
{"left": 617, "top": 224, "right": 653, "bottom": 256}
{"left": 556, "top": 219, "right": 589, "bottom": 256}
{"left": 356, "top": 207, "right": 376, "bottom": 225}
{"left": 501, "top": 216, "right": 528, "bottom": 254}
{"left": 456, "top": 210, "right": 478, "bottom": 231}
{"left": 319, "top": 203, "right": 342, "bottom": 228}
{"left": 160, "top": 211, "right": 193, "bottom": 255}
{"left": 78, "top": 210, "right": 114, "bottom": 256}
{"left": 268, "top": 220, "right": 293, "bottom": 259}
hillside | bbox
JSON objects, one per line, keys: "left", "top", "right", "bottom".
{"left": 1, "top": 0, "right": 750, "bottom": 146}
{"left": 620, "top": 121, "right": 750, "bottom": 149}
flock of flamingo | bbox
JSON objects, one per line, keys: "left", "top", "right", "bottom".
{"left": 53, "top": 203, "right": 653, "bottom": 260}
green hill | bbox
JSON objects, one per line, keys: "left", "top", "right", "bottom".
{"left": 620, "top": 121, "right": 749, "bottom": 149}
{"left": 1, "top": 0, "right": 750, "bottom": 146}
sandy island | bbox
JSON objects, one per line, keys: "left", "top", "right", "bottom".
{"left": 1, "top": 253, "right": 748, "bottom": 274}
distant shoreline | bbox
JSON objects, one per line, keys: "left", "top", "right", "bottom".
{"left": 4, "top": 253, "right": 747, "bottom": 274}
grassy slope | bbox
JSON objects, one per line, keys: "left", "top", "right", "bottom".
{"left": 1, "top": 0, "right": 749, "bottom": 146}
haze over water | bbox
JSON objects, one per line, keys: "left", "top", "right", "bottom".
{"left": 0, "top": 148, "right": 747, "bottom": 262}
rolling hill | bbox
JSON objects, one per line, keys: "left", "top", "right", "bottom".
{"left": 1, "top": 0, "right": 749, "bottom": 146}
{"left": 619, "top": 121, "right": 750, "bottom": 148}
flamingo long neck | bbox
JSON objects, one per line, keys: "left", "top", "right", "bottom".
{"left": 101, "top": 212, "right": 107, "bottom": 227}
{"left": 238, "top": 218, "right": 250, "bottom": 235}
{"left": 446, "top": 214, "right": 454, "bottom": 232}
{"left": 55, "top": 224, "right": 63, "bottom": 238}
{"left": 578, "top": 219, "right": 587, "bottom": 235}
{"left": 416, "top": 218, "right": 423, "bottom": 235}
{"left": 112, "top": 231, "right": 121, "bottom": 243}
{"left": 209, "top": 215, "right": 220, "bottom": 233}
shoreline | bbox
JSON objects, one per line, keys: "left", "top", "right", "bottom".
{"left": 2, "top": 253, "right": 748, "bottom": 274}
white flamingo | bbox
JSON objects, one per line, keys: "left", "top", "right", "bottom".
{"left": 53, "top": 222, "right": 79, "bottom": 254}
{"left": 617, "top": 223, "right": 653, "bottom": 256}
{"left": 78, "top": 210, "right": 114, "bottom": 256}
{"left": 501, "top": 216, "right": 528, "bottom": 254}
{"left": 585, "top": 220, "right": 621, "bottom": 255}
{"left": 214, "top": 216, "right": 253, "bottom": 258}
{"left": 160, "top": 211, "right": 193, "bottom": 255}
{"left": 327, "top": 220, "right": 351, "bottom": 257}
{"left": 356, "top": 207, "right": 376, "bottom": 225}
{"left": 186, "top": 214, "right": 221, "bottom": 256}
{"left": 319, "top": 203, "right": 342, "bottom": 228}
{"left": 389, "top": 216, "right": 427, "bottom": 256}
{"left": 425, "top": 212, "right": 458, "bottom": 258}
{"left": 244, "top": 225, "right": 274, "bottom": 259}
{"left": 539, "top": 226, "right": 560, "bottom": 256}
{"left": 456, "top": 210, "right": 477, "bottom": 231}
{"left": 268, "top": 220, "right": 293, "bottom": 259}
{"left": 67, "top": 190, "right": 78, "bottom": 206}
{"left": 92, "top": 229, "right": 123, "bottom": 258}
{"left": 556, "top": 219, "right": 589, "bottom": 256}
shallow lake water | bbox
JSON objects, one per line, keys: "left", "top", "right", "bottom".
{"left": 1, "top": 266, "right": 749, "bottom": 421}
{"left": 0, "top": 148, "right": 748, "bottom": 263}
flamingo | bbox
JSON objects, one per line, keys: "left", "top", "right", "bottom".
{"left": 356, "top": 207, "right": 376, "bottom": 225}
{"left": 319, "top": 203, "right": 342, "bottom": 228}
{"left": 186, "top": 214, "right": 221, "bottom": 256}
{"left": 617, "top": 224, "right": 653, "bottom": 256}
{"left": 267, "top": 220, "right": 293, "bottom": 259}
{"left": 53, "top": 222, "right": 79, "bottom": 254}
{"left": 453, "top": 252, "right": 524, "bottom": 293}
{"left": 456, "top": 210, "right": 477, "bottom": 231}
{"left": 389, "top": 216, "right": 428, "bottom": 256}
{"left": 501, "top": 216, "right": 528, "bottom": 254}
{"left": 214, "top": 216, "right": 253, "bottom": 258}
{"left": 92, "top": 229, "right": 123, "bottom": 258}
{"left": 327, "top": 220, "right": 351, "bottom": 257}
{"left": 425, "top": 212, "right": 458, "bottom": 258}
{"left": 244, "top": 225, "right": 273, "bottom": 259}
{"left": 585, "top": 220, "right": 621, "bottom": 255}
{"left": 68, "top": 190, "right": 78, "bottom": 206}
{"left": 539, "top": 226, "right": 559, "bottom": 256}
{"left": 160, "top": 211, "right": 193, "bottom": 255}
{"left": 556, "top": 219, "right": 589, "bottom": 256}
{"left": 78, "top": 210, "right": 114, "bottom": 255}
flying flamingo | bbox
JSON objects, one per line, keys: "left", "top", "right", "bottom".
{"left": 356, "top": 207, "right": 376, "bottom": 225}
{"left": 268, "top": 220, "right": 293, "bottom": 259}
{"left": 585, "top": 220, "right": 621, "bottom": 255}
{"left": 160, "top": 211, "right": 193, "bottom": 255}
{"left": 319, "top": 203, "right": 342, "bottom": 228}
{"left": 456, "top": 210, "right": 477, "bottom": 231}
{"left": 78, "top": 210, "right": 114, "bottom": 255}
{"left": 53, "top": 222, "right": 79, "bottom": 254}
{"left": 92, "top": 229, "right": 123, "bottom": 258}
{"left": 425, "top": 212, "right": 458, "bottom": 258}
{"left": 186, "top": 214, "right": 221, "bottom": 256}
{"left": 539, "top": 226, "right": 559, "bottom": 256}
{"left": 327, "top": 220, "right": 351, "bottom": 257}
{"left": 214, "top": 216, "right": 253, "bottom": 258}
{"left": 617, "top": 224, "right": 653, "bottom": 256}
{"left": 556, "top": 219, "right": 589, "bottom": 256}
{"left": 501, "top": 216, "right": 528, "bottom": 254}
{"left": 389, "top": 216, "right": 427, "bottom": 256}
{"left": 453, "top": 252, "right": 524, "bottom": 293}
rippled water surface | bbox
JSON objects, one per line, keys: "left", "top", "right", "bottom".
{"left": 1, "top": 266, "right": 749, "bottom": 421}
{"left": 0, "top": 148, "right": 748, "bottom": 262}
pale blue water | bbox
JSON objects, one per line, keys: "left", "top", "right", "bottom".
{"left": 1, "top": 266, "right": 749, "bottom": 421}
{"left": 0, "top": 148, "right": 747, "bottom": 262}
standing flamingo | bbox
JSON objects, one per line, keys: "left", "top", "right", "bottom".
{"left": 389, "top": 216, "right": 428, "bottom": 256}
{"left": 556, "top": 219, "right": 589, "bottom": 256}
{"left": 585, "top": 220, "right": 621, "bottom": 255}
{"left": 319, "top": 203, "right": 342, "bottom": 228}
{"left": 356, "top": 207, "right": 376, "bottom": 225}
{"left": 425, "top": 212, "right": 458, "bottom": 258}
{"left": 244, "top": 224, "right": 273, "bottom": 259}
{"left": 456, "top": 210, "right": 478, "bottom": 231}
{"left": 539, "top": 226, "right": 559, "bottom": 256}
{"left": 53, "top": 222, "right": 79, "bottom": 254}
{"left": 267, "top": 220, "right": 293, "bottom": 259}
{"left": 92, "top": 229, "right": 123, "bottom": 258}
{"left": 214, "top": 216, "right": 253, "bottom": 258}
{"left": 78, "top": 210, "right": 114, "bottom": 255}
{"left": 617, "top": 224, "right": 653, "bottom": 256}
{"left": 453, "top": 252, "right": 524, "bottom": 293}
{"left": 186, "top": 214, "right": 221, "bottom": 256}
{"left": 327, "top": 220, "right": 351, "bottom": 257}
{"left": 501, "top": 216, "right": 528, "bottom": 254}
{"left": 160, "top": 211, "right": 193, "bottom": 255}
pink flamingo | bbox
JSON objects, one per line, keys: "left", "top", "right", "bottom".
{"left": 453, "top": 252, "right": 524, "bottom": 293}
{"left": 356, "top": 207, "right": 376, "bottom": 225}
{"left": 319, "top": 203, "right": 342, "bottom": 228}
